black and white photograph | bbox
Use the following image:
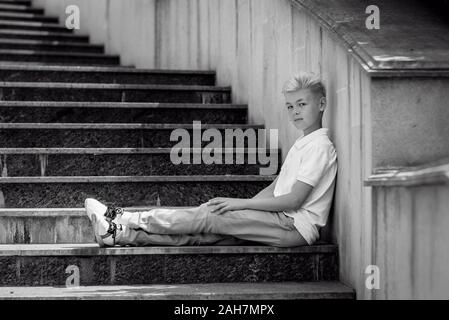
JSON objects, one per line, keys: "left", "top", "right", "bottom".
{"left": 0, "top": 0, "right": 448, "bottom": 310}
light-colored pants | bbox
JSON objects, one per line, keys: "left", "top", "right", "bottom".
{"left": 115, "top": 203, "right": 308, "bottom": 247}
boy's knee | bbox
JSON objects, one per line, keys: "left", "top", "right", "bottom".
{"left": 198, "top": 202, "right": 212, "bottom": 214}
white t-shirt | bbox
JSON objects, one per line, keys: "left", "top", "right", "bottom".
{"left": 273, "top": 128, "right": 337, "bottom": 245}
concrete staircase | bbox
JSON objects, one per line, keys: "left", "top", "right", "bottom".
{"left": 0, "top": 0, "right": 353, "bottom": 299}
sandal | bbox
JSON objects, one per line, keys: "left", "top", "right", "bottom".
{"left": 92, "top": 214, "right": 122, "bottom": 247}
{"left": 104, "top": 205, "right": 124, "bottom": 222}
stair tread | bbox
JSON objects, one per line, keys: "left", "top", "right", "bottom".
{"left": 0, "top": 281, "right": 354, "bottom": 300}
{"left": 0, "top": 4, "right": 38, "bottom": 9}
{"left": 0, "top": 0, "right": 31, "bottom": 3}
{"left": 0, "top": 12, "right": 55, "bottom": 18}
{"left": 0, "top": 39, "right": 101, "bottom": 47}
{"left": 0, "top": 62, "right": 129, "bottom": 68}
{"left": 0, "top": 147, "right": 269, "bottom": 154}
{"left": 0, "top": 81, "right": 229, "bottom": 90}
{"left": 0, "top": 243, "right": 337, "bottom": 255}
{"left": 0, "top": 206, "right": 195, "bottom": 216}
{"left": 0, "top": 49, "right": 118, "bottom": 58}
{"left": 0, "top": 19, "right": 61, "bottom": 26}
{"left": 0, "top": 175, "right": 276, "bottom": 183}
{"left": 0, "top": 101, "right": 242, "bottom": 108}
{"left": 0, "top": 29, "right": 87, "bottom": 37}
{"left": 0, "top": 39, "right": 90, "bottom": 45}
{"left": 0, "top": 0, "right": 31, "bottom": 5}
{"left": 0, "top": 123, "right": 260, "bottom": 129}
{"left": 0, "top": 3, "right": 30, "bottom": 7}
{"left": 0, "top": 64, "right": 215, "bottom": 74}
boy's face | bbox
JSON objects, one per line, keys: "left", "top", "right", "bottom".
{"left": 284, "top": 88, "right": 325, "bottom": 133}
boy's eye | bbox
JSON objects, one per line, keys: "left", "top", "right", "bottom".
{"left": 287, "top": 105, "right": 293, "bottom": 110}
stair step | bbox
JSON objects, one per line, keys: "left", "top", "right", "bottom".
{"left": 0, "top": 175, "right": 274, "bottom": 207}
{"left": 0, "top": 20, "right": 73, "bottom": 32}
{"left": 0, "top": 1, "right": 31, "bottom": 6}
{"left": 0, "top": 244, "right": 338, "bottom": 285}
{"left": 0, "top": 206, "right": 194, "bottom": 244}
{"left": 0, "top": 12, "right": 58, "bottom": 22}
{"left": 0, "top": 49, "right": 120, "bottom": 65}
{"left": 0, "top": 123, "right": 262, "bottom": 147}
{"left": 0, "top": 82, "right": 231, "bottom": 102}
{"left": 0, "top": 4, "right": 43, "bottom": 14}
{"left": 0, "top": 29, "right": 89, "bottom": 42}
{"left": 0, "top": 102, "right": 246, "bottom": 123}
{"left": 0, "top": 148, "right": 278, "bottom": 177}
{"left": 0, "top": 282, "right": 354, "bottom": 299}
{"left": 0, "top": 65, "right": 216, "bottom": 84}
{"left": 0, "top": 39, "right": 103, "bottom": 53}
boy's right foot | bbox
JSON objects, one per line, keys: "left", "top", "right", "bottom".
{"left": 84, "top": 198, "right": 124, "bottom": 224}
{"left": 84, "top": 198, "right": 124, "bottom": 247}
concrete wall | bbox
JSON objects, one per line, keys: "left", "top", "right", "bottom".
{"left": 371, "top": 78, "right": 449, "bottom": 168}
{"left": 372, "top": 182, "right": 449, "bottom": 299}
{"left": 34, "top": 0, "right": 376, "bottom": 299}
{"left": 33, "top": 0, "right": 157, "bottom": 67}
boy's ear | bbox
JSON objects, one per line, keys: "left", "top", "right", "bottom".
{"left": 319, "top": 97, "right": 327, "bottom": 112}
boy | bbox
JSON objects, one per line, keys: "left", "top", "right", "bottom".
{"left": 85, "top": 71, "right": 337, "bottom": 248}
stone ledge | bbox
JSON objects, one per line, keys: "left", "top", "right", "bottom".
{"left": 0, "top": 49, "right": 119, "bottom": 58}
{"left": 292, "top": 0, "right": 449, "bottom": 76}
{"left": 0, "top": 123, "right": 262, "bottom": 129}
{"left": 0, "top": 39, "right": 101, "bottom": 47}
{"left": 0, "top": 147, "right": 274, "bottom": 154}
{"left": 0, "top": 281, "right": 354, "bottom": 300}
{"left": 0, "top": 243, "right": 337, "bottom": 256}
{"left": 0, "top": 101, "right": 244, "bottom": 109}
{"left": 0, "top": 29, "right": 89, "bottom": 38}
{"left": 0, "top": 0, "right": 31, "bottom": 5}
{"left": 0, "top": 4, "right": 43, "bottom": 13}
{"left": 0, "top": 81, "right": 230, "bottom": 91}
{"left": 0, "top": 0, "right": 31, "bottom": 4}
{"left": 0, "top": 19, "right": 64, "bottom": 27}
{"left": 365, "top": 159, "right": 449, "bottom": 187}
{"left": 0, "top": 207, "right": 191, "bottom": 217}
{"left": 0, "top": 11, "right": 54, "bottom": 18}
{"left": 0, "top": 175, "right": 276, "bottom": 183}
{"left": 0, "top": 64, "right": 215, "bottom": 74}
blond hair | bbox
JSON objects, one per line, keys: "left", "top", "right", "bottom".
{"left": 282, "top": 71, "right": 326, "bottom": 99}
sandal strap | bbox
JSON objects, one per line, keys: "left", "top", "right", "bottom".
{"left": 104, "top": 205, "right": 124, "bottom": 221}
{"left": 100, "top": 221, "right": 119, "bottom": 245}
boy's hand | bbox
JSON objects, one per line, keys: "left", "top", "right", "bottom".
{"left": 207, "top": 197, "right": 248, "bottom": 215}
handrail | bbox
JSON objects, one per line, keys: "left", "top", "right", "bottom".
{"left": 291, "top": 0, "right": 449, "bottom": 77}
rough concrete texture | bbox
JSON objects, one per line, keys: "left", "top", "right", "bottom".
{"left": 0, "top": 126, "right": 261, "bottom": 148}
{"left": 0, "top": 244, "right": 338, "bottom": 286}
{"left": 0, "top": 67, "right": 216, "bottom": 84}
{"left": 0, "top": 180, "right": 272, "bottom": 207}
{"left": 0, "top": 105, "right": 246, "bottom": 123}
{"left": 0, "top": 153, "right": 268, "bottom": 176}
{"left": 0, "top": 85, "right": 231, "bottom": 103}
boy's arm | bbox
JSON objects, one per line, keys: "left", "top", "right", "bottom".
{"left": 208, "top": 180, "right": 313, "bottom": 214}
{"left": 252, "top": 176, "right": 278, "bottom": 199}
